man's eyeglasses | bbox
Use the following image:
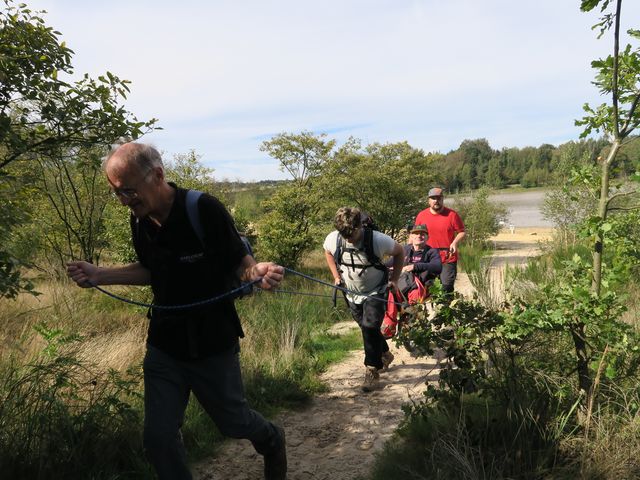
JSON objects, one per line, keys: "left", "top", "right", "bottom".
{"left": 109, "top": 169, "right": 153, "bottom": 200}
{"left": 111, "top": 187, "right": 140, "bottom": 200}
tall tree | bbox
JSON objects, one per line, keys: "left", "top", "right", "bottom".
{"left": 32, "top": 146, "right": 109, "bottom": 269}
{"left": 576, "top": 0, "right": 640, "bottom": 296}
{"left": 0, "top": 1, "right": 155, "bottom": 297}
{"left": 319, "top": 139, "right": 434, "bottom": 237}
{"left": 257, "top": 132, "right": 335, "bottom": 267}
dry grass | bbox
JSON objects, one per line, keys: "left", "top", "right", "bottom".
{"left": 0, "top": 278, "right": 146, "bottom": 371}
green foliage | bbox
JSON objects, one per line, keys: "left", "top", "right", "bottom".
{"left": 0, "top": 1, "right": 156, "bottom": 172}
{"left": 521, "top": 166, "right": 551, "bottom": 187}
{"left": 573, "top": 0, "right": 640, "bottom": 296}
{"left": 0, "top": 325, "right": 147, "bottom": 479}
{"left": 257, "top": 132, "right": 334, "bottom": 267}
{"left": 102, "top": 199, "right": 137, "bottom": 264}
{"left": 165, "top": 150, "right": 216, "bottom": 194}
{"left": 260, "top": 131, "right": 335, "bottom": 183}
{"left": 503, "top": 255, "right": 632, "bottom": 365}
{"left": 257, "top": 183, "right": 319, "bottom": 267}
{"left": 576, "top": 47, "right": 640, "bottom": 138}
{"left": 395, "top": 292, "right": 500, "bottom": 396}
{"left": 542, "top": 165, "right": 599, "bottom": 244}
{"left": 0, "top": 170, "right": 37, "bottom": 298}
{"left": 372, "top": 398, "right": 560, "bottom": 480}
{"left": 0, "top": 249, "right": 36, "bottom": 299}
{"left": 319, "top": 139, "right": 435, "bottom": 236}
{"left": 0, "top": 0, "right": 156, "bottom": 297}
{"left": 454, "top": 187, "right": 508, "bottom": 246}
{"left": 30, "top": 147, "right": 112, "bottom": 269}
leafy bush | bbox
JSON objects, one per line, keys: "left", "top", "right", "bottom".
{"left": 454, "top": 187, "right": 508, "bottom": 246}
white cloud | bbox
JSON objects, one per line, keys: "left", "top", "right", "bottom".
{"left": 22, "top": 0, "right": 640, "bottom": 180}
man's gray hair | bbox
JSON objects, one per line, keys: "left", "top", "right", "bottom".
{"left": 334, "top": 207, "right": 362, "bottom": 239}
{"left": 103, "top": 142, "right": 163, "bottom": 172}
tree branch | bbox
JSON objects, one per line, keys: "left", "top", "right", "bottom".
{"left": 606, "top": 189, "right": 640, "bottom": 209}
{"left": 612, "top": 0, "right": 622, "bottom": 138}
{"left": 619, "top": 91, "right": 640, "bottom": 137}
{"left": 608, "top": 205, "right": 640, "bottom": 212}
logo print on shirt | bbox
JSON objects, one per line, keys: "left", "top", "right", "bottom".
{"left": 179, "top": 252, "right": 205, "bottom": 263}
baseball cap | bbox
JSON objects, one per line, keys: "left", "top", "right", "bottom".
{"left": 410, "top": 224, "right": 428, "bottom": 234}
{"left": 428, "top": 187, "right": 444, "bottom": 198}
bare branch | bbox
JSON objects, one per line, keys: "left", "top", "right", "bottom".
{"left": 608, "top": 205, "right": 640, "bottom": 212}
{"left": 611, "top": 0, "right": 622, "bottom": 138}
{"left": 607, "top": 189, "right": 640, "bottom": 204}
{"left": 619, "top": 92, "right": 640, "bottom": 137}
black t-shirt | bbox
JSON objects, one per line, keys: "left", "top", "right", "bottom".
{"left": 131, "top": 184, "right": 248, "bottom": 359}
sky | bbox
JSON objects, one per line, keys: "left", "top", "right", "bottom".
{"left": 20, "top": 0, "right": 640, "bottom": 181}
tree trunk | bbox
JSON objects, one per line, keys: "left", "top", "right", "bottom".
{"left": 571, "top": 322, "right": 592, "bottom": 395}
{"left": 592, "top": 140, "right": 620, "bottom": 296}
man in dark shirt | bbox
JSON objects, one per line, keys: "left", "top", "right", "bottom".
{"left": 67, "top": 142, "right": 287, "bottom": 480}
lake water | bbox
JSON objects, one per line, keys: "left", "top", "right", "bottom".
{"left": 490, "top": 190, "right": 554, "bottom": 227}
{"left": 450, "top": 190, "right": 554, "bottom": 228}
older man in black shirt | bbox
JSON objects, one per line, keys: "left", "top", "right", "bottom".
{"left": 67, "top": 142, "right": 286, "bottom": 480}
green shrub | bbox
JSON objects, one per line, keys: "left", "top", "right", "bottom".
{"left": 0, "top": 325, "right": 147, "bottom": 479}
{"left": 454, "top": 187, "right": 508, "bottom": 247}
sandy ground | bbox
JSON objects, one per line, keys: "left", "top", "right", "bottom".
{"left": 455, "top": 227, "right": 553, "bottom": 298}
{"left": 193, "top": 343, "right": 438, "bottom": 480}
{"left": 193, "top": 227, "right": 553, "bottom": 480}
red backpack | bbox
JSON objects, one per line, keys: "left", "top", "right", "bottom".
{"left": 381, "top": 275, "right": 428, "bottom": 339}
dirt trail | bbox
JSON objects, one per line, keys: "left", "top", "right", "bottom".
{"left": 193, "top": 227, "right": 553, "bottom": 480}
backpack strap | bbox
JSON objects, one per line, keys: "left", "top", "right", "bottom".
{"left": 361, "top": 227, "right": 389, "bottom": 282}
{"left": 185, "top": 189, "right": 255, "bottom": 298}
{"left": 333, "top": 228, "right": 389, "bottom": 283}
{"left": 362, "top": 227, "right": 379, "bottom": 265}
{"left": 334, "top": 232, "right": 344, "bottom": 269}
{"left": 186, "top": 189, "right": 205, "bottom": 247}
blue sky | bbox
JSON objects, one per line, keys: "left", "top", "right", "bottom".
{"left": 24, "top": 0, "right": 640, "bottom": 181}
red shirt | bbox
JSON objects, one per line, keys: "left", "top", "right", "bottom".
{"left": 415, "top": 207, "right": 465, "bottom": 264}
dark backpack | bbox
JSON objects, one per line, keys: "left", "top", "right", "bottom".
{"left": 333, "top": 227, "right": 389, "bottom": 284}
{"left": 186, "top": 190, "right": 254, "bottom": 298}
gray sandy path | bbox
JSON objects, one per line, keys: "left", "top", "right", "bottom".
{"left": 193, "top": 339, "right": 438, "bottom": 480}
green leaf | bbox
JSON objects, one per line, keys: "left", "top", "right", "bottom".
{"left": 580, "top": 0, "right": 601, "bottom": 12}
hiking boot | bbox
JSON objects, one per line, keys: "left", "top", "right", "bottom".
{"left": 381, "top": 350, "right": 395, "bottom": 371}
{"left": 361, "top": 366, "right": 380, "bottom": 392}
{"left": 264, "top": 425, "right": 287, "bottom": 480}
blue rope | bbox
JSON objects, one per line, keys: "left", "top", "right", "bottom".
{"left": 89, "top": 267, "right": 408, "bottom": 309}
{"left": 282, "top": 267, "right": 406, "bottom": 307}
{"left": 89, "top": 278, "right": 262, "bottom": 310}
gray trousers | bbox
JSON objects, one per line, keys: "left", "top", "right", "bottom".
{"left": 143, "top": 343, "right": 280, "bottom": 480}
{"left": 441, "top": 262, "right": 457, "bottom": 294}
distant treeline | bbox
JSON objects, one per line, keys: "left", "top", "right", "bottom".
{"left": 221, "top": 136, "right": 639, "bottom": 194}
{"left": 428, "top": 136, "right": 639, "bottom": 192}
